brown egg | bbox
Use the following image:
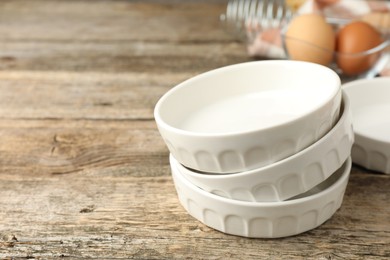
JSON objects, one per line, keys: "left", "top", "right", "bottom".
{"left": 285, "top": 14, "right": 335, "bottom": 66}
{"left": 336, "top": 21, "right": 383, "bottom": 76}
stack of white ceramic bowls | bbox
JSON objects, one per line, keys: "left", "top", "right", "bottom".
{"left": 155, "top": 60, "right": 354, "bottom": 238}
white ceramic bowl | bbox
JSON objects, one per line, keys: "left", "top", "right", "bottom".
{"left": 155, "top": 60, "right": 342, "bottom": 173}
{"left": 343, "top": 77, "right": 390, "bottom": 174}
{"left": 171, "top": 157, "right": 351, "bottom": 238}
{"left": 172, "top": 92, "right": 353, "bottom": 202}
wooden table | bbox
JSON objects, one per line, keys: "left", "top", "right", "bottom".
{"left": 0, "top": 1, "right": 388, "bottom": 259}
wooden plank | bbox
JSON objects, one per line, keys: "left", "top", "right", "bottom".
{"left": 0, "top": 0, "right": 232, "bottom": 42}
{"left": 0, "top": 0, "right": 249, "bottom": 73}
{"left": 0, "top": 166, "right": 389, "bottom": 259}
{"left": 0, "top": 41, "right": 249, "bottom": 73}
{"left": 0, "top": 71, "right": 193, "bottom": 120}
{"left": 0, "top": 119, "right": 169, "bottom": 176}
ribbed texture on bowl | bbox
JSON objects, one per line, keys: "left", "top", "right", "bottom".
{"left": 175, "top": 93, "right": 353, "bottom": 202}
{"left": 352, "top": 139, "right": 390, "bottom": 174}
{"left": 171, "top": 157, "right": 351, "bottom": 238}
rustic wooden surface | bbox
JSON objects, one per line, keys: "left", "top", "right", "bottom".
{"left": 0, "top": 0, "right": 389, "bottom": 259}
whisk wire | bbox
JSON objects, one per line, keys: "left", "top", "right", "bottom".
{"left": 224, "top": 0, "right": 293, "bottom": 35}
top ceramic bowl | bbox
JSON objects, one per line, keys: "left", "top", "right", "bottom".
{"left": 343, "top": 77, "right": 390, "bottom": 174}
{"left": 155, "top": 60, "right": 342, "bottom": 173}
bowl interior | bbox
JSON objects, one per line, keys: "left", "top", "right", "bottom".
{"left": 156, "top": 61, "right": 340, "bottom": 136}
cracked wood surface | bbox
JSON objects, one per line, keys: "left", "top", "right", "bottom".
{"left": 0, "top": 0, "right": 389, "bottom": 259}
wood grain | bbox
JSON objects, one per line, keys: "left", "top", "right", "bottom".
{"left": 0, "top": 0, "right": 249, "bottom": 73}
{"left": 0, "top": 71, "right": 193, "bottom": 119}
{"left": 0, "top": 0, "right": 389, "bottom": 259}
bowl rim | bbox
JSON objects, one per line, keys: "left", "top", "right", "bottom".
{"left": 154, "top": 60, "right": 341, "bottom": 138}
{"left": 171, "top": 156, "right": 351, "bottom": 208}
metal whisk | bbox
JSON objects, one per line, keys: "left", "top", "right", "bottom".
{"left": 220, "top": 0, "right": 294, "bottom": 40}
